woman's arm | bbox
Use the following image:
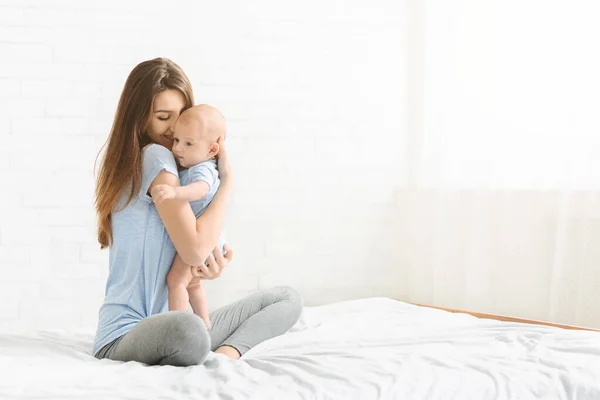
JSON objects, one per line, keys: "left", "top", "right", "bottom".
{"left": 151, "top": 172, "right": 231, "bottom": 266}
{"left": 151, "top": 138, "right": 232, "bottom": 267}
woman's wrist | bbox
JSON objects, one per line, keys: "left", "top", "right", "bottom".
{"left": 219, "top": 176, "right": 233, "bottom": 191}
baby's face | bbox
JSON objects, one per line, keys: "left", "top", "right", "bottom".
{"left": 171, "top": 122, "right": 213, "bottom": 168}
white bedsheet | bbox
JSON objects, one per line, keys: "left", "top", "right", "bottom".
{"left": 1, "top": 298, "right": 600, "bottom": 399}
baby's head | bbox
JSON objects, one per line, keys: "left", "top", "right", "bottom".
{"left": 172, "top": 104, "right": 226, "bottom": 168}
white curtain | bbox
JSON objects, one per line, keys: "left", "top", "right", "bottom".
{"left": 400, "top": 1, "right": 600, "bottom": 327}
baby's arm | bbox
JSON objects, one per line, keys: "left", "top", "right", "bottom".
{"left": 151, "top": 181, "right": 210, "bottom": 204}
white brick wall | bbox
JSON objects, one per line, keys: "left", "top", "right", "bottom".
{"left": 0, "top": 0, "right": 407, "bottom": 331}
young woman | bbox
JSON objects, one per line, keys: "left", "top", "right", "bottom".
{"left": 93, "top": 58, "right": 302, "bottom": 366}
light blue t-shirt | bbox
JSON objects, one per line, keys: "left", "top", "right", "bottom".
{"left": 93, "top": 144, "right": 181, "bottom": 355}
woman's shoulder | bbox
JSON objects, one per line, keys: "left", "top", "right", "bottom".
{"left": 140, "top": 143, "right": 178, "bottom": 188}
{"left": 142, "top": 143, "right": 174, "bottom": 159}
{"left": 142, "top": 143, "right": 177, "bottom": 170}
{"left": 135, "top": 143, "right": 179, "bottom": 203}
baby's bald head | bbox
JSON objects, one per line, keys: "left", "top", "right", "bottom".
{"left": 171, "top": 104, "right": 226, "bottom": 167}
{"left": 177, "top": 104, "right": 226, "bottom": 142}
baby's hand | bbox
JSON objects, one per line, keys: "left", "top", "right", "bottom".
{"left": 151, "top": 184, "right": 177, "bottom": 204}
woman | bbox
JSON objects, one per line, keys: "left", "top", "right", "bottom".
{"left": 93, "top": 57, "right": 302, "bottom": 366}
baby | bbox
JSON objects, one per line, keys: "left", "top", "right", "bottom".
{"left": 151, "top": 104, "right": 227, "bottom": 330}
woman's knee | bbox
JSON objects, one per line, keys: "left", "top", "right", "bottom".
{"left": 276, "top": 286, "right": 303, "bottom": 323}
{"left": 276, "top": 285, "right": 302, "bottom": 302}
{"left": 163, "top": 312, "right": 211, "bottom": 366}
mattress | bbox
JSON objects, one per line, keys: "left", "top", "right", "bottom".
{"left": 1, "top": 298, "right": 600, "bottom": 399}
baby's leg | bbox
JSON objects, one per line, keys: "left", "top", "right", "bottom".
{"left": 167, "top": 254, "right": 194, "bottom": 312}
{"left": 187, "top": 278, "right": 211, "bottom": 330}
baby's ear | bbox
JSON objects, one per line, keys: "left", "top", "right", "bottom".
{"left": 210, "top": 142, "right": 220, "bottom": 157}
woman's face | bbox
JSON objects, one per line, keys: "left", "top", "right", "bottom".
{"left": 145, "top": 89, "right": 186, "bottom": 149}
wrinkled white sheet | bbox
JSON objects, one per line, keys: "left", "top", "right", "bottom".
{"left": 2, "top": 298, "right": 600, "bottom": 399}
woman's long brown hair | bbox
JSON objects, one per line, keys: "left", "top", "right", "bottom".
{"left": 94, "top": 58, "right": 194, "bottom": 249}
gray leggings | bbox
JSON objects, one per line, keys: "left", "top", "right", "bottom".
{"left": 95, "top": 286, "right": 302, "bottom": 366}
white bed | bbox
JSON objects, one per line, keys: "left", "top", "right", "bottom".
{"left": 2, "top": 298, "right": 600, "bottom": 399}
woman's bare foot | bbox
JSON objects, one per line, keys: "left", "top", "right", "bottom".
{"left": 215, "top": 345, "right": 241, "bottom": 360}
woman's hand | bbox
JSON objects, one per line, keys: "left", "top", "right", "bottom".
{"left": 191, "top": 244, "right": 234, "bottom": 280}
{"left": 216, "top": 137, "right": 232, "bottom": 186}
